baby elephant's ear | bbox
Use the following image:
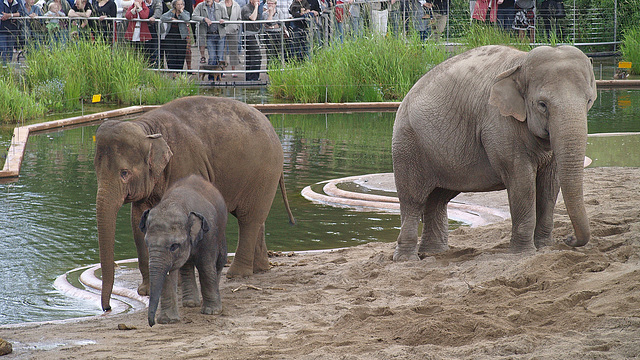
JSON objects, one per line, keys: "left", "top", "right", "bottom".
{"left": 139, "top": 209, "right": 151, "bottom": 233}
{"left": 188, "top": 212, "right": 210, "bottom": 246}
{"left": 489, "top": 65, "right": 526, "bottom": 122}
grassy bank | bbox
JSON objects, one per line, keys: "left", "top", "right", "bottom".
{"left": 0, "top": 39, "right": 196, "bottom": 124}
{"left": 621, "top": 26, "right": 640, "bottom": 75}
{"left": 268, "top": 34, "right": 448, "bottom": 102}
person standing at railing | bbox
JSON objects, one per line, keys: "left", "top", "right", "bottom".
{"left": 289, "top": 0, "right": 315, "bottom": 61}
{"left": 93, "top": 0, "right": 116, "bottom": 42}
{"left": 262, "top": 0, "right": 287, "bottom": 64}
{"left": 45, "top": 0, "right": 70, "bottom": 14}
{"left": 23, "top": 0, "right": 44, "bottom": 47}
{"left": 423, "top": 0, "right": 446, "bottom": 41}
{"left": 512, "top": 0, "right": 534, "bottom": 43}
{"left": 346, "top": 0, "right": 361, "bottom": 38}
{"left": 220, "top": 0, "right": 240, "bottom": 77}
{"left": 497, "top": 0, "right": 515, "bottom": 30}
{"left": 387, "top": 0, "right": 401, "bottom": 36}
{"left": 0, "top": 0, "right": 26, "bottom": 63}
{"left": 193, "top": 0, "right": 225, "bottom": 74}
{"left": 161, "top": 0, "right": 190, "bottom": 73}
{"left": 69, "top": 0, "right": 94, "bottom": 39}
{"left": 44, "top": 1, "right": 67, "bottom": 42}
{"left": 142, "top": 0, "right": 162, "bottom": 66}
{"left": 370, "top": 0, "right": 389, "bottom": 36}
{"left": 125, "top": 0, "right": 152, "bottom": 52}
{"left": 241, "top": 0, "right": 261, "bottom": 81}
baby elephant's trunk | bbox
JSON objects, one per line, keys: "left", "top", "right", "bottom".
{"left": 147, "top": 262, "right": 170, "bottom": 327}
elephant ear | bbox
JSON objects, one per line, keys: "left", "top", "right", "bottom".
{"left": 188, "top": 212, "right": 210, "bottom": 247}
{"left": 139, "top": 209, "right": 151, "bottom": 233}
{"left": 489, "top": 66, "right": 527, "bottom": 122}
{"left": 146, "top": 134, "right": 173, "bottom": 181}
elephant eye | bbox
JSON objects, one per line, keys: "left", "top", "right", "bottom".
{"left": 537, "top": 101, "right": 548, "bottom": 114}
{"left": 120, "top": 169, "right": 131, "bottom": 182}
{"left": 169, "top": 243, "right": 180, "bottom": 252}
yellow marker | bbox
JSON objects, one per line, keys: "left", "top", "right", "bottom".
{"left": 92, "top": 94, "right": 102, "bottom": 103}
{"left": 618, "top": 61, "right": 632, "bottom": 69}
{"left": 93, "top": 136, "right": 96, "bottom": 142}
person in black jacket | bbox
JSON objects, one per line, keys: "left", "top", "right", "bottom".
{"left": 1, "top": 0, "right": 26, "bottom": 63}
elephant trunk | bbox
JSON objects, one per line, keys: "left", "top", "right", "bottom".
{"left": 148, "top": 254, "right": 171, "bottom": 327}
{"left": 551, "top": 109, "right": 590, "bottom": 248}
{"left": 96, "top": 186, "right": 124, "bottom": 312}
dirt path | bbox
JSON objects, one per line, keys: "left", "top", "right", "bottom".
{"left": 2, "top": 167, "right": 639, "bottom": 359}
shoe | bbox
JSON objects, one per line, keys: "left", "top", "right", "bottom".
{"left": 200, "top": 57, "right": 206, "bottom": 64}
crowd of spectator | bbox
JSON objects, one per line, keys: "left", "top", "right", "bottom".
{"left": 0, "top": 0, "right": 565, "bottom": 80}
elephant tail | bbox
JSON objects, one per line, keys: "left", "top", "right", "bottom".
{"left": 279, "top": 172, "right": 296, "bottom": 225}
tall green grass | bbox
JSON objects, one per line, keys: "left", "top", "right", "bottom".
{"left": 268, "top": 34, "right": 448, "bottom": 102}
{"left": 462, "top": 23, "right": 532, "bottom": 51}
{"left": 621, "top": 25, "right": 640, "bottom": 75}
{"left": 1, "top": 38, "right": 196, "bottom": 123}
{"left": 0, "top": 67, "right": 46, "bottom": 122}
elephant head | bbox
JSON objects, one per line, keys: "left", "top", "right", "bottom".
{"left": 94, "top": 120, "right": 173, "bottom": 311}
{"left": 489, "top": 45, "right": 597, "bottom": 248}
{"left": 140, "top": 207, "right": 209, "bottom": 327}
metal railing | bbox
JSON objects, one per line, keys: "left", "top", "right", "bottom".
{"left": 1, "top": 3, "right": 620, "bottom": 82}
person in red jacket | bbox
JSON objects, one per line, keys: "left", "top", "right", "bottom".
{"left": 125, "top": 0, "right": 152, "bottom": 55}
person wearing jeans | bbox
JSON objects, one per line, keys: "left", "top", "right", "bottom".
{"left": 241, "top": 0, "right": 261, "bottom": 81}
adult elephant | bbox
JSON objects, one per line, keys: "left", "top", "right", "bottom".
{"left": 392, "top": 45, "right": 597, "bottom": 261}
{"left": 94, "top": 96, "right": 295, "bottom": 312}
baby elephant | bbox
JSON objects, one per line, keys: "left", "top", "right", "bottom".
{"left": 139, "top": 175, "right": 228, "bottom": 327}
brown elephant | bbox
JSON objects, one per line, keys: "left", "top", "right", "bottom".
{"left": 392, "top": 45, "right": 597, "bottom": 261}
{"left": 94, "top": 96, "right": 295, "bottom": 312}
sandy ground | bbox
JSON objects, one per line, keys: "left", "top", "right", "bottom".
{"left": 2, "top": 166, "right": 640, "bottom": 359}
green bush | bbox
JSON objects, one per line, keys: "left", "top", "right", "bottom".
{"left": 268, "top": 34, "right": 448, "bottom": 102}
{"left": 621, "top": 26, "right": 640, "bottom": 75}
{"left": 0, "top": 70, "right": 45, "bottom": 122}
{"left": 0, "top": 38, "right": 198, "bottom": 123}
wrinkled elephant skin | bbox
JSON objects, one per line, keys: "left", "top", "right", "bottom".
{"left": 392, "top": 45, "right": 597, "bottom": 261}
{"left": 140, "top": 175, "right": 227, "bottom": 327}
{"left": 94, "top": 96, "right": 295, "bottom": 311}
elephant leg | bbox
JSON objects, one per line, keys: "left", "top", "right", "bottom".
{"left": 131, "top": 204, "right": 150, "bottom": 296}
{"left": 253, "top": 223, "right": 270, "bottom": 273}
{"left": 506, "top": 167, "right": 538, "bottom": 253}
{"left": 534, "top": 162, "right": 560, "bottom": 248}
{"left": 197, "top": 260, "right": 222, "bottom": 315}
{"left": 393, "top": 159, "right": 433, "bottom": 261}
{"left": 227, "top": 220, "right": 262, "bottom": 278}
{"left": 418, "top": 188, "right": 460, "bottom": 253}
{"left": 180, "top": 260, "right": 200, "bottom": 308}
{"left": 158, "top": 269, "right": 180, "bottom": 324}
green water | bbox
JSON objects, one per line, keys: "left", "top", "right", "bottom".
{"left": 0, "top": 90, "right": 639, "bottom": 325}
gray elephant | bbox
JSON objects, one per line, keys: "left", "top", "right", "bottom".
{"left": 94, "top": 96, "right": 295, "bottom": 312}
{"left": 139, "top": 175, "right": 227, "bottom": 327}
{"left": 392, "top": 45, "right": 597, "bottom": 260}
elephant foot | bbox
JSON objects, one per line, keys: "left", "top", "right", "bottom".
{"left": 202, "top": 302, "right": 222, "bottom": 315}
{"left": 509, "top": 243, "right": 537, "bottom": 255}
{"left": 534, "top": 236, "right": 554, "bottom": 249}
{"left": 137, "top": 282, "right": 150, "bottom": 296}
{"left": 226, "top": 262, "right": 253, "bottom": 278}
{"left": 418, "top": 243, "right": 449, "bottom": 254}
{"left": 393, "top": 249, "right": 420, "bottom": 262}
{"left": 182, "top": 298, "right": 200, "bottom": 308}
{"left": 253, "top": 255, "right": 271, "bottom": 274}
{"left": 157, "top": 312, "right": 180, "bottom": 324}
